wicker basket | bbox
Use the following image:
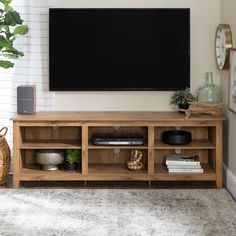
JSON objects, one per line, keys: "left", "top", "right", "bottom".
{"left": 0, "top": 127, "right": 10, "bottom": 186}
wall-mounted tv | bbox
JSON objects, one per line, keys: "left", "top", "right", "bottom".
{"left": 49, "top": 8, "right": 190, "bottom": 91}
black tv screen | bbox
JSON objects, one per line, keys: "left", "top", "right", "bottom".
{"left": 49, "top": 8, "right": 190, "bottom": 91}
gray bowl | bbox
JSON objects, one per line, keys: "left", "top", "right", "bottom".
{"left": 35, "top": 150, "right": 64, "bottom": 171}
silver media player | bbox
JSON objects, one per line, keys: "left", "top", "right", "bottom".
{"left": 93, "top": 137, "right": 145, "bottom": 146}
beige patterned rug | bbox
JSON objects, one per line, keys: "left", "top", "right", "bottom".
{"left": 0, "top": 189, "right": 235, "bottom": 236}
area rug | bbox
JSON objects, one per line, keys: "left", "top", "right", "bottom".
{"left": 0, "top": 189, "right": 235, "bottom": 236}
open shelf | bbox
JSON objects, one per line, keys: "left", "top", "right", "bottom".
{"left": 88, "top": 143, "right": 148, "bottom": 150}
{"left": 20, "top": 139, "right": 82, "bottom": 149}
{"left": 153, "top": 164, "right": 216, "bottom": 181}
{"left": 154, "top": 139, "right": 215, "bottom": 149}
{"left": 20, "top": 165, "right": 82, "bottom": 181}
{"left": 88, "top": 164, "right": 147, "bottom": 174}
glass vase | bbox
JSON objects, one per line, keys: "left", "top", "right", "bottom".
{"left": 197, "top": 72, "right": 222, "bottom": 104}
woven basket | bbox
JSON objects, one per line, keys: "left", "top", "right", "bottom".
{"left": 0, "top": 127, "right": 10, "bottom": 186}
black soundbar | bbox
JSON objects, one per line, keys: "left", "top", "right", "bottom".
{"left": 93, "top": 137, "right": 145, "bottom": 146}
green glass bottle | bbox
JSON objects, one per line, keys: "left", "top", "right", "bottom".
{"left": 197, "top": 72, "right": 222, "bottom": 104}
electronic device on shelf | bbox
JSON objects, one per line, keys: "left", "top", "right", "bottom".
{"left": 162, "top": 130, "right": 192, "bottom": 145}
{"left": 17, "top": 85, "right": 36, "bottom": 114}
{"left": 93, "top": 137, "right": 145, "bottom": 146}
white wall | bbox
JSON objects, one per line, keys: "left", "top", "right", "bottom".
{"left": 221, "top": 0, "right": 236, "bottom": 177}
{"left": 0, "top": 0, "right": 54, "bottom": 153}
{"left": 52, "top": 0, "right": 221, "bottom": 111}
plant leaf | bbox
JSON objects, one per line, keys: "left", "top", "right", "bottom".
{"left": 0, "top": 35, "right": 11, "bottom": 47}
{"left": 2, "top": 53, "right": 19, "bottom": 58}
{"left": 0, "top": 60, "right": 14, "bottom": 68}
{"left": 0, "top": 0, "right": 13, "bottom": 4}
{"left": 4, "top": 5, "right": 13, "bottom": 11}
{"left": 13, "top": 25, "right": 28, "bottom": 35}
{"left": 3, "top": 47, "right": 24, "bottom": 56}
{"left": 6, "top": 32, "right": 13, "bottom": 40}
{"left": 5, "top": 11, "right": 23, "bottom": 26}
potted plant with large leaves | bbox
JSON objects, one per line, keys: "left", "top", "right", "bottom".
{"left": 0, "top": 0, "right": 28, "bottom": 69}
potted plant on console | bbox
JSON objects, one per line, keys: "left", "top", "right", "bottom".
{"left": 170, "top": 87, "right": 196, "bottom": 110}
{"left": 64, "top": 149, "right": 80, "bottom": 171}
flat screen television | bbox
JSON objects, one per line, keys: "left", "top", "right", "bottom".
{"left": 49, "top": 8, "right": 190, "bottom": 91}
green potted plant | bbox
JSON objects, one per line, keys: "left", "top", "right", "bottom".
{"left": 64, "top": 149, "right": 80, "bottom": 171}
{"left": 0, "top": 0, "right": 28, "bottom": 69}
{"left": 170, "top": 87, "right": 196, "bottom": 110}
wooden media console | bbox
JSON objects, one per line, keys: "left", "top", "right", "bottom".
{"left": 12, "top": 112, "right": 224, "bottom": 188}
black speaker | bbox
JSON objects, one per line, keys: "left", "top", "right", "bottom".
{"left": 17, "top": 85, "right": 36, "bottom": 114}
{"left": 162, "top": 130, "right": 192, "bottom": 145}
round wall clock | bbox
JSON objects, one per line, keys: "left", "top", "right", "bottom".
{"left": 215, "top": 24, "right": 233, "bottom": 70}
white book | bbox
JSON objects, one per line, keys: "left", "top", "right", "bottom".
{"left": 167, "top": 164, "right": 202, "bottom": 169}
{"left": 168, "top": 168, "right": 203, "bottom": 173}
{"left": 166, "top": 155, "right": 200, "bottom": 166}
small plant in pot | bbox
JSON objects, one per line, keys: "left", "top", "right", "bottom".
{"left": 64, "top": 149, "right": 80, "bottom": 171}
{"left": 170, "top": 87, "right": 196, "bottom": 110}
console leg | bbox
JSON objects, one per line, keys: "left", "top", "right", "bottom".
{"left": 148, "top": 180, "right": 152, "bottom": 188}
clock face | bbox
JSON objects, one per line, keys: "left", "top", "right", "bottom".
{"left": 215, "top": 24, "right": 233, "bottom": 70}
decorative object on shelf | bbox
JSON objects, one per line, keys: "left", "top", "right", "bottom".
{"left": 127, "top": 150, "right": 144, "bottom": 171}
{"left": 165, "top": 154, "right": 203, "bottom": 173}
{"left": 0, "top": 0, "right": 28, "bottom": 69}
{"left": 179, "top": 100, "right": 224, "bottom": 119}
{"left": 35, "top": 150, "right": 64, "bottom": 171}
{"left": 0, "top": 127, "right": 10, "bottom": 186}
{"left": 228, "top": 48, "right": 236, "bottom": 114}
{"left": 64, "top": 149, "right": 80, "bottom": 171}
{"left": 197, "top": 72, "right": 222, "bottom": 104}
{"left": 162, "top": 130, "right": 192, "bottom": 145}
{"left": 170, "top": 88, "right": 196, "bottom": 110}
{"left": 215, "top": 24, "right": 233, "bottom": 70}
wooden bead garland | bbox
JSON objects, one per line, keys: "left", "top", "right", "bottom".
{"left": 127, "top": 150, "right": 144, "bottom": 171}
{"left": 178, "top": 100, "right": 224, "bottom": 119}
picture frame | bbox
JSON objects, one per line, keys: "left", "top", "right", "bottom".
{"left": 228, "top": 48, "right": 236, "bottom": 114}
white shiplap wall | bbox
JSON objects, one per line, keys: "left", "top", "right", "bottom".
{"left": 0, "top": 0, "right": 54, "bottom": 169}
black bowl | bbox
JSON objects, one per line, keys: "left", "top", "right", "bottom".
{"left": 162, "top": 130, "right": 192, "bottom": 145}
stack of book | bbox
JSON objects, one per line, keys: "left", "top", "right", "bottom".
{"left": 166, "top": 154, "right": 203, "bottom": 173}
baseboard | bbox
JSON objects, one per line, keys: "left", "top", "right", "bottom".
{"left": 223, "top": 164, "right": 236, "bottom": 200}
